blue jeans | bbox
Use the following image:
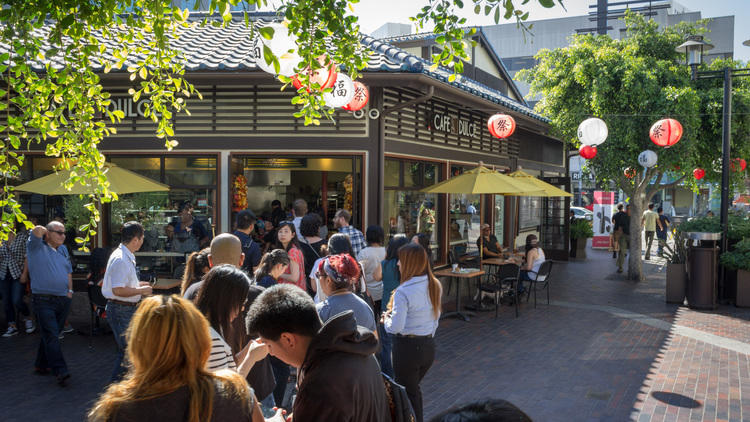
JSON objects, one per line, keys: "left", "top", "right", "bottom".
{"left": 377, "top": 325, "right": 394, "bottom": 378}
{"left": 259, "top": 394, "right": 276, "bottom": 418}
{"left": 32, "top": 294, "right": 71, "bottom": 376}
{"left": 105, "top": 301, "right": 137, "bottom": 382}
{"left": 2, "top": 273, "right": 30, "bottom": 324}
{"left": 269, "top": 356, "right": 291, "bottom": 407}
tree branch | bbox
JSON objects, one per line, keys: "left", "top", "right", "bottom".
{"left": 645, "top": 170, "right": 664, "bottom": 198}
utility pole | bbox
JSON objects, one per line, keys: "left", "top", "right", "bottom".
{"left": 597, "top": 0, "right": 608, "bottom": 35}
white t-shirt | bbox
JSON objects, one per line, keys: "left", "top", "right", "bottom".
{"left": 102, "top": 244, "right": 140, "bottom": 302}
{"left": 206, "top": 326, "right": 236, "bottom": 372}
{"left": 357, "top": 246, "right": 386, "bottom": 301}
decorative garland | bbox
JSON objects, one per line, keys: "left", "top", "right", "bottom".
{"left": 232, "top": 174, "right": 248, "bottom": 212}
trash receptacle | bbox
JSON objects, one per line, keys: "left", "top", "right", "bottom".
{"left": 686, "top": 232, "right": 720, "bottom": 310}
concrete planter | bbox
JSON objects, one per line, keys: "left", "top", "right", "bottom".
{"left": 666, "top": 263, "right": 686, "bottom": 304}
{"left": 571, "top": 238, "right": 587, "bottom": 260}
{"left": 737, "top": 269, "right": 750, "bottom": 308}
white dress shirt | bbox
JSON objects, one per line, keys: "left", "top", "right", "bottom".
{"left": 102, "top": 244, "right": 141, "bottom": 302}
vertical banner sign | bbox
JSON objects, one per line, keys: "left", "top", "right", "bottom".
{"left": 592, "top": 191, "right": 615, "bottom": 249}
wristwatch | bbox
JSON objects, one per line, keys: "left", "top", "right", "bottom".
{"left": 68, "top": 289, "right": 74, "bottom": 294}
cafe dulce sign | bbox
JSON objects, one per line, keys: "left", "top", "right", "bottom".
{"left": 429, "top": 112, "right": 479, "bottom": 138}
{"left": 106, "top": 96, "right": 158, "bottom": 118}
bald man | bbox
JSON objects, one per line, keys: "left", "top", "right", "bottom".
{"left": 183, "top": 233, "right": 244, "bottom": 300}
{"left": 27, "top": 222, "right": 73, "bottom": 386}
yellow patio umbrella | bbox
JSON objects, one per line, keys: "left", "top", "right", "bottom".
{"left": 15, "top": 162, "right": 169, "bottom": 195}
{"left": 421, "top": 164, "right": 543, "bottom": 265}
{"left": 506, "top": 170, "right": 573, "bottom": 197}
{"left": 421, "top": 165, "right": 543, "bottom": 195}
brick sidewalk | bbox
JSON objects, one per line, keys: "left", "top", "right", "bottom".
{"left": 1, "top": 242, "right": 749, "bottom": 421}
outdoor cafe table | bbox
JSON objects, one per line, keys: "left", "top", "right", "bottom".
{"left": 434, "top": 268, "right": 485, "bottom": 322}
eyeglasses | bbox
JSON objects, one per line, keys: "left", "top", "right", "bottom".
{"left": 48, "top": 230, "right": 65, "bottom": 235}
{"left": 315, "top": 272, "right": 326, "bottom": 279}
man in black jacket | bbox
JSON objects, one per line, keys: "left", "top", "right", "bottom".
{"left": 246, "top": 284, "right": 388, "bottom": 422}
{"left": 612, "top": 203, "right": 631, "bottom": 273}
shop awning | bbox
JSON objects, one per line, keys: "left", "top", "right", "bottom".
{"left": 15, "top": 163, "right": 169, "bottom": 195}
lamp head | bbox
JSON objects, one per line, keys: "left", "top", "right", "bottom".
{"left": 676, "top": 35, "right": 714, "bottom": 67}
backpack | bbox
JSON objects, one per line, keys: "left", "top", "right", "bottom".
{"left": 382, "top": 373, "right": 416, "bottom": 422}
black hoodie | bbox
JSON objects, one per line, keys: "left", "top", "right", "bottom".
{"left": 293, "top": 311, "right": 389, "bottom": 422}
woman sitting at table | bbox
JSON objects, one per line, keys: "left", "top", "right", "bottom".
{"left": 518, "top": 234, "right": 545, "bottom": 295}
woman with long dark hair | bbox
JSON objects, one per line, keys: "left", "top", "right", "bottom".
{"left": 180, "top": 248, "right": 210, "bottom": 296}
{"left": 253, "top": 249, "right": 290, "bottom": 289}
{"left": 372, "top": 235, "right": 409, "bottom": 377}
{"left": 195, "top": 265, "right": 268, "bottom": 376}
{"left": 411, "top": 233, "right": 433, "bottom": 268}
{"left": 88, "top": 295, "right": 267, "bottom": 422}
{"left": 272, "top": 221, "right": 305, "bottom": 291}
{"left": 382, "top": 243, "right": 442, "bottom": 422}
{"left": 298, "top": 213, "right": 325, "bottom": 295}
{"left": 518, "top": 234, "right": 545, "bottom": 295}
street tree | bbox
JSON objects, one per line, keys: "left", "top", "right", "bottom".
{"left": 0, "top": 0, "right": 561, "bottom": 246}
{"left": 519, "top": 11, "right": 750, "bottom": 280}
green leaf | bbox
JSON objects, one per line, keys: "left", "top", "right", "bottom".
{"left": 539, "top": 0, "right": 556, "bottom": 7}
{"left": 258, "top": 26, "right": 275, "bottom": 40}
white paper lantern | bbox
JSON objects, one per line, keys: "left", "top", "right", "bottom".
{"left": 638, "top": 150, "right": 658, "bottom": 168}
{"left": 577, "top": 118, "right": 608, "bottom": 146}
{"left": 323, "top": 74, "right": 355, "bottom": 108}
{"left": 252, "top": 36, "right": 300, "bottom": 77}
{"left": 265, "top": 23, "right": 297, "bottom": 57}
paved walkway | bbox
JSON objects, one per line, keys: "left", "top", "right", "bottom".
{"left": 1, "top": 241, "right": 749, "bottom": 421}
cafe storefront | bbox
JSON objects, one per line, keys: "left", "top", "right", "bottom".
{"left": 15, "top": 19, "right": 567, "bottom": 274}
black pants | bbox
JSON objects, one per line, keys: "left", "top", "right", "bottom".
{"left": 393, "top": 335, "right": 435, "bottom": 422}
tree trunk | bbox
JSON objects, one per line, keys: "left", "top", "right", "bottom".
{"left": 628, "top": 200, "right": 645, "bottom": 280}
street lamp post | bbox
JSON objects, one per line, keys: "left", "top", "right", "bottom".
{"left": 676, "top": 36, "right": 750, "bottom": 300}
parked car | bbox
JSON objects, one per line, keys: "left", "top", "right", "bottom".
{"left": 571, "top": 206, "right": 593, "bottom": 221}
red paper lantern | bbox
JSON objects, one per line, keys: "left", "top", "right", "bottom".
{"left": 624, "top": 167, "right": 636, "bottom": 179}
{"left": 487, "top": 114, "right": 516, "bottom": 139}
{"left": 693, "top": 168, "right": 705, "bottom": 180}
{"left": 579, "top": 145, "right": 597, "bottom": 159}
{"left": 292, "top": 56, "right": 337, "bottom": 91}
{"left": 342, "top": 81, "right": 369, "bottom": 111}
{"left": 649, "top": 118, "right": 683, "bottom": 148}
{"left": 731, "top": 158, "right": 747, "bottom": 172}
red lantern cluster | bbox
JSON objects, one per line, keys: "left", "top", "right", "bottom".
{"left": 731, "top": 158, "right": 747, "bottom": 172}
{"left": 650, "top": 118, "right": 683, "bottom": 148}
{"left": 342, "top": 81, "right": 369, "bottom": 111}
{"left": 292, "top": 56, "right": 337, "bottom": 91}
{"left": 579, "top": 145, "right": 597, "bottom": 159}
{"left": 624, "top": 167, "right": 636, "bottom": 179}
{"left": 693, "top": 168, "right": 705, "bottom": 180}
{"left": 487, "top": 114, "right": 516, "bottom": 139}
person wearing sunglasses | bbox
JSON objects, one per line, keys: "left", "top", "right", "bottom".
{"left": 26, "top": 221, "right": 74, "bottom": 386}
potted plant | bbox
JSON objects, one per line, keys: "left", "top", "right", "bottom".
{"left": 570, "top": 219, "right": 594, "bottom": 260}
{"left": 662, "top": 230, "right": 688, "bottom": 304}
{"left": 720, "top": 239, "right": 750, "bottom": 307}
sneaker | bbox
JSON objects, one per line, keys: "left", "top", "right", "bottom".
{"left": 24, "top": 319, "right": 35, "bottom": 334}
{"left": 617, "top": 267, "right": 623, "bottom": 273}
{"left": 2, "top": 325, "right": 18, "bottom": 337}
{"left": 62, "top": 323, "right": 74, "bottom": 334}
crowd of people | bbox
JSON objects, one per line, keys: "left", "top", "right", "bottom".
{"left": 1, "top": 196, "right": 535, "bottom": 421}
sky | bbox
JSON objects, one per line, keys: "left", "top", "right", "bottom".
{"left": 349, "top": 0, "right": 750, "bottom": 62}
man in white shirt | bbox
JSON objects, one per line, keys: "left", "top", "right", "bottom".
{"left": 102, "top": 221, "right": 151, "bottom": 381}
{"left": 292, "top": 198, "right": 307, "bottom": 242}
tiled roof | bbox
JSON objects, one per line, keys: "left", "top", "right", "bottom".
{"left": 376, "top": 27, "right": 479, "bottom": 44}
{"left": 5, "top": 18, "right": 546, "bottom": 123}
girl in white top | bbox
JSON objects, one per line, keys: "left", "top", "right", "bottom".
{"left": 357, "top": 226, "right": 386, "bottom": 310}
{"left": 519, "top": 234, "right": 546, "bottom": 294}
{"left": 195, "top": 265, "right": 269, "bottom": 377}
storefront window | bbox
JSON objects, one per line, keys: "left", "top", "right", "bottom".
{"left": 448, "top": 166, "right": 480, "bottom": 257}
{"left": 494, "top": 195, "right": 504, "bottom": 245}
{"left": 383, "top": 159, "right": 441, "bottom": 258}
{"left": 232, "top": 156, "right": 363, "bottom": 235}
{"left": 108, "top": 155, "right": 217, "bottom": 276}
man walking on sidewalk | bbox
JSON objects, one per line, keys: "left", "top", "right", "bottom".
{"left": 612, "top": 204, "right": 630, "bottom": 273}
{"left": 102, "top": 221, "right": 151, "bottom": 382}
{"left": 641, "top": 203, "right": 658, "bottom": 260}
{"left": 27, "top": 222, "right": 73, "bottom": 386}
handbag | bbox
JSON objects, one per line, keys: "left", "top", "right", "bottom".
{"left": 382, "top": 373, "right": 416, "bottom": 422}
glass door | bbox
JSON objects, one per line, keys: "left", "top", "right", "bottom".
{"left": 541, "top": 176, "right": 571, "bottom": 261}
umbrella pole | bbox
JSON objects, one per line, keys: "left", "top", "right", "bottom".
{"left": 479, "top": 196, "right": 483, "bottom": 267}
